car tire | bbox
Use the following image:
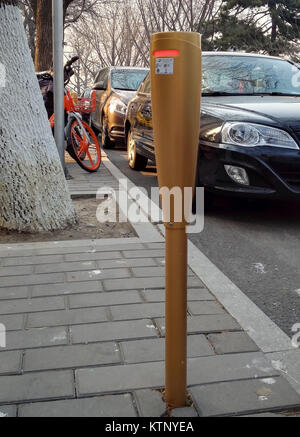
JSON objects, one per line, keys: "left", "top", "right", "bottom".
{"left": 193, "top": 166, "right": 215, "bottom": 212}
{"left": 204, "top": 190, "right": 214, "bottom": 210}
{"left": 90, "top": 120, "right": 100, "bottom": 136}
{"left": 127, "top": 129, "right": 148, "bottom": 171}
{"left": 101, "top": 118, "right": 114, "bottom": 149}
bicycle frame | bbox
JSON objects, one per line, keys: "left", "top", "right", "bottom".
{"left": 48, "top": 80, "right": 101, "bottom": 172}
{"left": 49, "top": 90, "right": 89, "bottom": 142}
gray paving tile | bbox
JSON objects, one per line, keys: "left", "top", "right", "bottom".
{"left": 71, "top": 319, "right": 158, "bottom": 344}
{"left": 122, "top": 250, "right": 165, "bottom": 258}
{"left": 0, "top": 249, "right": 35, "bottom": 258}
{"left": 111, "top": 303, "right": 165, "bottom": 321}
{"left": 2, "top": 254, "right": 65, "bottom": 267}
{"left": 188, "top": 353, "right": 279, "bottom": 386}
{"left": 145, "top": 243, "right": 165, "bottom": 249}
{"left": 0, "top": 286, "right": 28, "bottom": 300}
{"left": 34, "top": 247, "right": 100, "bottom": 256}
{"left": 66, "top": 268, "right": 131, "bottom": 282}
{"left": 24, "top": 342, "right": 121, "bottom": 371}
{"left": 131, "top": 267, "right": 165, "bottom": 277}
{"left": 155, "top": 314, "right": 240, "bottom": 336}
{"left": 0, "top": 370, "right": 74, "bottom": 403}
{"left": 0, "top": 272, "right": 65, "bottom": 287}
{"left": 76, "top": 361, "right": 165, "bottom": 396}
{"left": 104, "top": 276, "right": 202, "bottom": 291}
{"left": 0, "top": 314, "right": 24, "bottom": 331}
{"left": 0, "top": 296, "right": 65, "bottom": 315}
{"left": 171, "top": 407, "right": 198, "bottom": 417}
{"left": 85, "top": 243, "right": 146, "bottom": 252}
{"left": 35, "top": 260, "right": 97, "bottom": 274}
{"left": 134, "top": 389, "right": 166, "bottom": 417}
{"left": 142, "top": 288, "right": 215, "bottom": 302}
{"left": 188, "top": 301, "right": 226, "bottom": 315}
{"left": 121, "top": 335, "right": 214, "bottom": 364}
{"left": 31, "top": 281, "right": 103, "bottom": 297}
{"left": 0, "top": 405, "right": 17, "bottom": 417}
{"left": 190, "top": 377, "right": 300, "bottom": 416}
{"left": 97, "top": 258, "right": 157, "bottom": 269}
{"left": 0, "top": 265, "right": 33, "bottom": 277}
{"left": 76, "top": 352, "right": 278, "bottom": 396}
{"left": 69, "top": 290, "right": 143, "bottom": 309}
{"left": 5, "top": 327, "right": 68, "bottom": 351}
{"left": 65, "top": 251, "right": 123, "bottom": 262}
{"left": 27, "top": 307, "right": 108, "bottom": 328}
{"left": 35, "top": 243, "right": 144, "bottom": 257}
{"left": 132, "top": 266, "right": 194, "bottom": 277}
{"left": 0, "top": 351, "right": 22, "bottom": 375}
{"left": 18, "top": 394, "right": 137, "bottom": 417}
{"left": 207, "top": 332, "right": 259, "bottom": 354}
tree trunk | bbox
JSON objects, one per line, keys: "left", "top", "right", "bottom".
{"left": 35, "top": 0, "right": 52, "bottom": 71}
{"left": 268, "top": 0, "right": 278, "bottom": 54}
{"left": 0, "top": 1, "right": 76, "bottom": 232}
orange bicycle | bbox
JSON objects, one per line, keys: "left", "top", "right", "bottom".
{"left": 48, "top": 57, "right": 101, "bottom": 172}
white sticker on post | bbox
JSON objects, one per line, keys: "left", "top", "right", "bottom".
{"left": 155, "top": 58, "right": 174, "bottom": 75}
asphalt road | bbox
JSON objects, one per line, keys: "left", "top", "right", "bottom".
{"left": 105, "top": 146, "right": 300, "bottom": 337}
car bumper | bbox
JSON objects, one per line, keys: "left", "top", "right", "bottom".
{"left": 197, "top": 141, "right": 300, "bottom": 200}
{"left": 108, "top": 112, "right": 126, "bottom": 141}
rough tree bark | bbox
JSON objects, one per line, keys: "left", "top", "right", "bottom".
{"left": 34, "top": 0, "right": 75, "bottom": 71}
{"left": 0, "top": 0, "right": 77, "bottom": 232}
{"left": 34, "top": 0, "right": 52, "bottom": 71}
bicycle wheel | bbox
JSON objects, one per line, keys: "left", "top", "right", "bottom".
{"left": 69, "top": 120, "right": 101, "bottom": 172}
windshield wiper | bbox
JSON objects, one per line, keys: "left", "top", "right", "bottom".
{"left": 250, "top": 92, "right": 300, "bottom": 96}
{"left": 202, "top": 91, "right": 300, "bottom": 97}
{"left": 202, "top": 91, "right": 243, "bottom": 96}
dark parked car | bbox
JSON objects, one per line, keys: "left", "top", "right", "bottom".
{"left": 90, "top": 66, "right": 149, "bottom": 148}
{"left": 125, "top": 52, "right": 300, "bottom": 200}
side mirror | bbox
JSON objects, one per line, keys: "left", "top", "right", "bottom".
{"left": 93, "top": 81, "right": 105, "bottom": 90}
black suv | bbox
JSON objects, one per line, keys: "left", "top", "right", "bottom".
{"left": 125, "top": 52, "right": 300, "bottom": 200}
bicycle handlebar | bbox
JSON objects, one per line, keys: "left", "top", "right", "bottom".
{"left": 65, "top": 56, "right": 79, "bottom": 69}
{"left": 64, "top": 56, "right": 79, "bottom": 85}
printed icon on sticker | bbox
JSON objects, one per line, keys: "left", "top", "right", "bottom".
{"left": 155, "top": 58, "right": 174, "bottom": 75}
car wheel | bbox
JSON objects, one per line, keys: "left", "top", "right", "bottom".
{"left": 101, "top": 118, "right": 114, "bottom": 149}
{"left": 90, "top": 119, "right": 100, "bottom": 136}
{"left": 193, "top": 166, "right": 215, "bottom": 212}
{"left": 127, "top": 129, "right": 148, "bottom": 171}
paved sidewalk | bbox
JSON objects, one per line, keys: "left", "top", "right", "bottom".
{"left": 0, "top": 161, "right": 300, "bottom": 417}
{"left": 67, "top": 161, "right": 119, "bottom": 196}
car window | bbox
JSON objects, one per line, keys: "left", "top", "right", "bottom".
{"left": 139, "top": 74, "right": 151, "bottom": 94}
{"left": 94, "top": 69, "right": 104, "bottom": 83}
{"left": 111, "top": 69, "right": 148, "bottom": 91}
{"left": 143, "top": 75, "right": 151, "bottom": 94}
{"left": 95, "top": 69, "right": 108, "bottom": 87}
{"left": 202, "top": 55, "right": 300, "bottom": 95}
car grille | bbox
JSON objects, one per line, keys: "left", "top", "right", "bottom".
{"left": 277, "top": 171, "right": 300, "bottom": 189}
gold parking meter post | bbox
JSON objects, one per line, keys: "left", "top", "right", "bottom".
{"left": 150, "top": 32, "right": 202, "bottom": 409}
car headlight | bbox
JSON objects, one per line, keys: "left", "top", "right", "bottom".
{"left": 109, "top": 98, "right": 127, "bottom": 115}
{"left": 222, "top": 122, "right": 299, "bottom": 150}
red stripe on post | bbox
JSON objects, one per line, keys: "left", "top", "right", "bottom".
{"left": 153, "top": 50, "right": 180, "bottom": 57}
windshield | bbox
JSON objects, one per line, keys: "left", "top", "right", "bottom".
{"left": 202, "top": 55, "right": 300, "bottom": 96}
{"left": 111, "top": 70, "right": 148, "bottom": 91}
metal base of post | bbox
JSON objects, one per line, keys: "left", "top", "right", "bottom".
{"left": 165, "top": 226, "right": 187, "bottom": 408}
